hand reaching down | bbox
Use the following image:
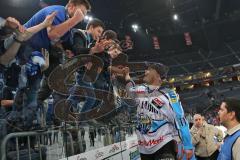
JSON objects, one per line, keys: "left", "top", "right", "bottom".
{"left": 5, "top": 17, "right": 25, "bottom": 33}
{"left": 42, "top": 11, "right": 57, "bottom": 28}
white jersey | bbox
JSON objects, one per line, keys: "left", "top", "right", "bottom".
{"left": 126, "top": 83, "right": 193, "bottom": 154}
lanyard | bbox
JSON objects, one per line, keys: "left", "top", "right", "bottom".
{"left": 86, "top": 32, "right": 94, "bottom": 46}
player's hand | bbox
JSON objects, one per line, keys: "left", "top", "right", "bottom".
{"left": 184, "top": 149, "right": 193, "bottom": 160}
{"left": 43, "top": 11, "right": 57, "bottom": 27}
{"left": 216, "top": 143, "right": 221, "bottom": 150}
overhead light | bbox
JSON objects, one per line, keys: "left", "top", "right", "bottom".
{"left": 203, "top": 82, "right": 210, "bottom": 87}
{"left": 205, "top": 72, "right": 211, "bottom": 77}
{"left": 132, "top": 24, "right": 138, "bottom": 29}
{"left": 169, "top": 78, "right": 175, "bottom": 83}
{"left": 84, "top": 15, "right": 93, "bottom": 21}
{"left": 237, "top": 76, "right": 240, "bottom": 81}
{"left": 131, "top": 24, "right": 139, "bottom": 32}
{"left": 185, "top": 76, "right": 192, "bottom": 80}
{"left": 186, "top": 84, "right": 194, "bottom": 89}
{"left": 88, "top": 17, "right": 93, "bottom": 21}
{"left": 84, "top": 15, "right": 89, "bottom": 20}
{"left": 173, "top": 14, "right": 179, "bottom": 21}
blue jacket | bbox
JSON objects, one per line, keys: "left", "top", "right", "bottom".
{"left": 217, "top": 130, "right": 240, "bottom": 160}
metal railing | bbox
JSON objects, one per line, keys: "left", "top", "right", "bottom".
{"left": 0, "top": 130, "right": 73, "bottom": 160}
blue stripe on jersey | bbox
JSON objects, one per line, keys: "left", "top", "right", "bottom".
{"left": 148, "top": 120, "right": 168, "bottom": 133}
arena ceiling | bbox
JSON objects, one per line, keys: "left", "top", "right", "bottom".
{"left": 0, "top": 0, "right": 240, "bottom": 75}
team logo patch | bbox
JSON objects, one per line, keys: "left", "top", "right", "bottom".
{"left": 137, "top": 113, "right": 152, "bottom": 134}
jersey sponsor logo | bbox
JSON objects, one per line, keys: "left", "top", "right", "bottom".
{"left": 135, "top": 90, "right": 145, "bottom": 94}
{"left": 140, "top": 101, "right": 159, "bottom": 114}
{"left": 169, "top": 91, "right": 177, "bottom": 103}
{"left": 130, "top": 86, "right": 145, "bottom": 94}
{"left": 152, "top": 98, "right": 164, "bottom": 108}
{"left": 134, "top": 86, "right": 146, "bottom": 94}
{"left": 138, "top": 136, "right": 165, "bottom": 146}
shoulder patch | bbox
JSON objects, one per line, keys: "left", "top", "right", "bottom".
{"left": 168, "top": 91, "right": 177, "bottom": 103}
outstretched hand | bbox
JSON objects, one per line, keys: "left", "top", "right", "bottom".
{"left": 5, "top": 17, "right": 25, "bottom": 33}
{"left": 91, "top": 39, "right": 114, "bottom": 54}
{"left": 43, "top": 11, "right": 57, "bottom": 28}
{"left": 73, "top": 8, "right": 85, "bottom": 24}
{"left": 90, "top": 38, "right": 104, "bottom": 54}
{"left": 41, "top": 48, "right": 49, "bottom": 71}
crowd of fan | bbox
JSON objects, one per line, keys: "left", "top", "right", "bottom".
{"left": 0, "top": 0, "right": 127, "bottom": 133}
{"left": 0, "top": 1, "right": 129, "bottom": 159}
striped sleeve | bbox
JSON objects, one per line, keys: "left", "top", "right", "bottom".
{"left": 167, "top": 90, "right": 194, "bottom": 150}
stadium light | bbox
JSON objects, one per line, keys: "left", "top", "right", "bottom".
{"left": 131, "top": 24, "right": 139, "bottom": 32}
{"left": 206, "top": 72, "right": 211, "bottom": 77}
{"left": 169, "top": 78, "right": 175, "bottom": 83}
{"left": 173, "top": 14, "right": 179, "bottom": 21}
{"left": 84, "top": 15, "right": 93, "bottom": 21}
{"left": 84, "top": 15, "right": 89, "bottom": 20}
{"left": 88, "top": 17, "right": 93, "bottom": 21}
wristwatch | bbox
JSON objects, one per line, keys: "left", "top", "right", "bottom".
{"left": 13, "top": 33, "right": 24, "bottom": 44}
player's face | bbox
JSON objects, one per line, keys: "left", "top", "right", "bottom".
{"left": 143, "top": 68, "right": 159, "bottom": 84}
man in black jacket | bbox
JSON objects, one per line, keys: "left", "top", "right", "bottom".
{"left": 66, "top": 18, "right": 106, "bottom": 113}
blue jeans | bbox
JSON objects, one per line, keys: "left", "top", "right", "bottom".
{"left": 25, "top": 77, "right": 42, "bottom": 107}
{"left": 12, "top": 66, "right": 42, "bottom": 128}
{"left": 46, "top": 101, "right": 53, "bottom": 123}
{"left": 67, "top": 73, "right": 96, "bottom": 113}
{"left": 14, "top": 65, "right": 42, "bottom": 107}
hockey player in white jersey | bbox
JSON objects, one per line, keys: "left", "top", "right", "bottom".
{"left": 123, "top": 63, "right": 194, "bottom": 160}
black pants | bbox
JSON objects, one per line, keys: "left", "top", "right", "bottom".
{"left": 140, "top": 140, "right": 177, "bottom": 160}
{"left": 196, "top": 150, "right": 219, "bottom": 160}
